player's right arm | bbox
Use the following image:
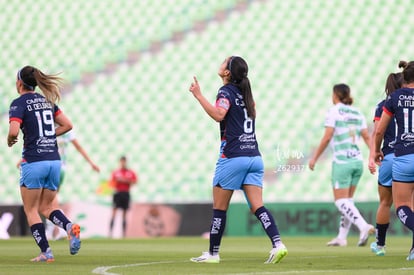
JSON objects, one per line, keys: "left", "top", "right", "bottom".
{"left": 308, "top": 126, "right": 334, "bottom": 170}
{"left": 71, "top": 139, "right": 100, "bottom": 172}
{"left": 189, "top": 76, "right": 228, "bottom": 122}
{"left": 7, "top": 120, "right": 20, "bottom": 147}
{"left": 8, "top": 100, "right": 23, "bottom": 147}
{"left": 374, "top": 111, "right": 392, "bottom": 165}
{"left": 368, "top": 120, "right": 379, "bottom": 174}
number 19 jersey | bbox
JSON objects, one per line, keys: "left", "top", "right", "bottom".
{"left": 9, "top": 92, "right": 61, "bottom": 163}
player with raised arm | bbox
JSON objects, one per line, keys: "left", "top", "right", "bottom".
{"left": 188, "top": 56, "right": 287, "bottom": 264}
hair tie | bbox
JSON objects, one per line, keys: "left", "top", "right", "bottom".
{"left": 18, "top": 69, "right": 35, "bottom": 91}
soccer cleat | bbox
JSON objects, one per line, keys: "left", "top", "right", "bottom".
{"left": 407, "top": 248, "right": 414, "bottom": 261}
{"left": 264, "top": 243, "right": 288, "bottom": 264}
{"left": 370, "top": 242, "right": 386, "bottom": 256}
{"left": 358, "top": 224, "right": 375, "bottom": 246}
{"left": 326, "top": 238, "right": 347, "bottom": 247}
{"left": 190, "top": 252, "right": 220, "bottom": 263}
{"left": 68, "top": 223, "right": 81, "bottom": 255}
{"left": 30, "top": 248, "right": 54, "bottom": 262}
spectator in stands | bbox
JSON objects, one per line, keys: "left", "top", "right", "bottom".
{"left": 373, "top": 60, "right": 414, "bottom": 261}
{"left": 309, "top": 83, "right": 374, "bottom": 247}
{"left": 188, "top": 56, "right": 287, "bottom": 264}
{"left": 109, "top": 156, "right": 137, "bottom": 238}
{"left": 7, "top": 65, "right": 81, "bottom": 262}
{"left": 368, "top": 69, "right": 403, "bottom": 256}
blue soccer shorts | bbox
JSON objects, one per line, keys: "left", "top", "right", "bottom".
{"left": 213, "top": 156, "right": 264, "bottom": 190}
{"left": 392, "top": 154, "right": 414, "bottom": 183}
{"left": 20, "top": 160, "right": 61, "bottom": 190}
{"left": 378, "top": 153, "right": 394, "bottom": 187}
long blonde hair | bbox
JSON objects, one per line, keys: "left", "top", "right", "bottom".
{"left": 18, "top": 65, "right": 63, "bottom": 104}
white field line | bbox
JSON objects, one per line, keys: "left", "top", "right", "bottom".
{"left": 92, "top": 259, "right": 414, "bottom": 275}
{"left": 92, "top": 261, "right": 177, "bottom": 275}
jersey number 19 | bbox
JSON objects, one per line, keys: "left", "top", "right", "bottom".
{"left": 35, "top": 110, "right": 55, "bottom": 137}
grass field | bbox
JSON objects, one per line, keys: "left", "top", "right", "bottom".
{"left": 1, "top": 236, "right": 414, "bottom": 275}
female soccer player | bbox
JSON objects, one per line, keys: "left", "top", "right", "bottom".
{"left": 309, "top": 84, "right": 374, "bottom": 247}
{"left": 374, "top": 60, "right": 414, "bottom": 261}
{"left": 7, "top": 66, "right": 81, "bottom": 262}
{"left": 188, "top": 56, "right": 287, "bottom": 264}
{"left": 368, "top": 71, "right": 403, "bottom": 256}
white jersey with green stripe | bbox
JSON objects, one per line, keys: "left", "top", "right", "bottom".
{"left": 324, "top": 103, "right": 367, "bottom": 164}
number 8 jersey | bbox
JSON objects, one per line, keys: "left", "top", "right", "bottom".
{"left": 384, "top": 87, "right": 414, "bottom": 157}
{"left": 215, "top": 84, "right": 260, "bottom": 158}
{"left": 9, "top": 92, "right": 61, "bottom": 162}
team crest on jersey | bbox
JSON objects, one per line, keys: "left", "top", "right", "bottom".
{"left": 216, "top": 98, "right": 230, "bottom": 110}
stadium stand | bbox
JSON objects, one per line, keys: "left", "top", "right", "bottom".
{"left": 1, "top": 0, "right": 413, "bottom": 204}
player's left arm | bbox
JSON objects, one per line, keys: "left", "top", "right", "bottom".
{"left": 129, "top": 171, "right": 138, "bottom": 185}
{"left": 55, "top": 112, "right": 73, "bottom": 136}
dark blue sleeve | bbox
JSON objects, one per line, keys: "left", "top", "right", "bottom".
{"left": 383, "top": 96, "right": 394, "bottom": 115}
{"left": 9, "top": 99, "right": 25, "bottom": 122}
{"left": 374, "top": 100, "right": 384, "bottom": 121}
{"left": 53, "top": 104, "right": 61, "bottom": 116}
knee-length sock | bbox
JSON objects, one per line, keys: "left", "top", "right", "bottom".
{"left": 255, "top": 206, "right": 281, "bottom": 247}
{"left": 396, "top": 206, "right": 414, "bottom": 230}
{"left": 122, "top": 220, "right": 127, "bottom": 237}
{"left": 209, "top": 209, "right": 227, "bottom": 256}
{"left": 396, "top": 206, "right": 414, "bottom": 250}
{"left": 337, "top": 214, "right": 351, "bottom": 240}
{"left": 30, "top": 223, "right": 50, "bottom": 253}
{"left": 49, "top": 209, "right": 71, "bottom": 232}
{"left": 375, "top": 223, "right": 389, "bottom": 246}
{"left": 335, "top": 198, "right": 368, "bottom": 231}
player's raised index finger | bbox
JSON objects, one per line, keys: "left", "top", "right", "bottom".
{"left": 193, "top": 76, "right": 198, "bottom": 84}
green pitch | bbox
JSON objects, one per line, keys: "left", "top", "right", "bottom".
{"left": 1, "top": 236, "right": 414, "bottom": 275}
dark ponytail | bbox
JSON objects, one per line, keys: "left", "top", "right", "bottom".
{"left": 227, "top": 56, "right": 256, "bottom": 119}
{"left": 399, "top": 60, "right": 414, "bottom": 84}
{"left": 333, "top": 83, "right": 353, "bottom": 105}
{"left": 384, "top": 72, "right": 403, "bottom": 97}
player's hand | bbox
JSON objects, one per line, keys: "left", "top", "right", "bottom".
{"left": 368, "top": 157, "right": 377, "bottom": 174}
{"left": 308, "top": 158, "right": 316, "bottom": 171}
{"left": 91, "top": 163, "right": 100, "bottom": 172}
{"left": 373, "top": 151, "right": 384, "bottom": 166}
{"left": 7, "top": 137, "right": 18, "bottom": 147}
{"left": 189, "top": 76, "right": 201, "bottom": 98}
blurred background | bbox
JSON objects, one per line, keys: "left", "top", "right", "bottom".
{"left": 1, "top": 0, "right": 413, "bottom": 238}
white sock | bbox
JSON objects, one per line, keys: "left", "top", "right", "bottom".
{"left": 335, "top": 198, "right": 368, "bottom": 231}
{"left": 337, "top": 214, "right": 351, "bottom": 240}
{"left": 45, "top": 219, "right": 55, "bottom": 239}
